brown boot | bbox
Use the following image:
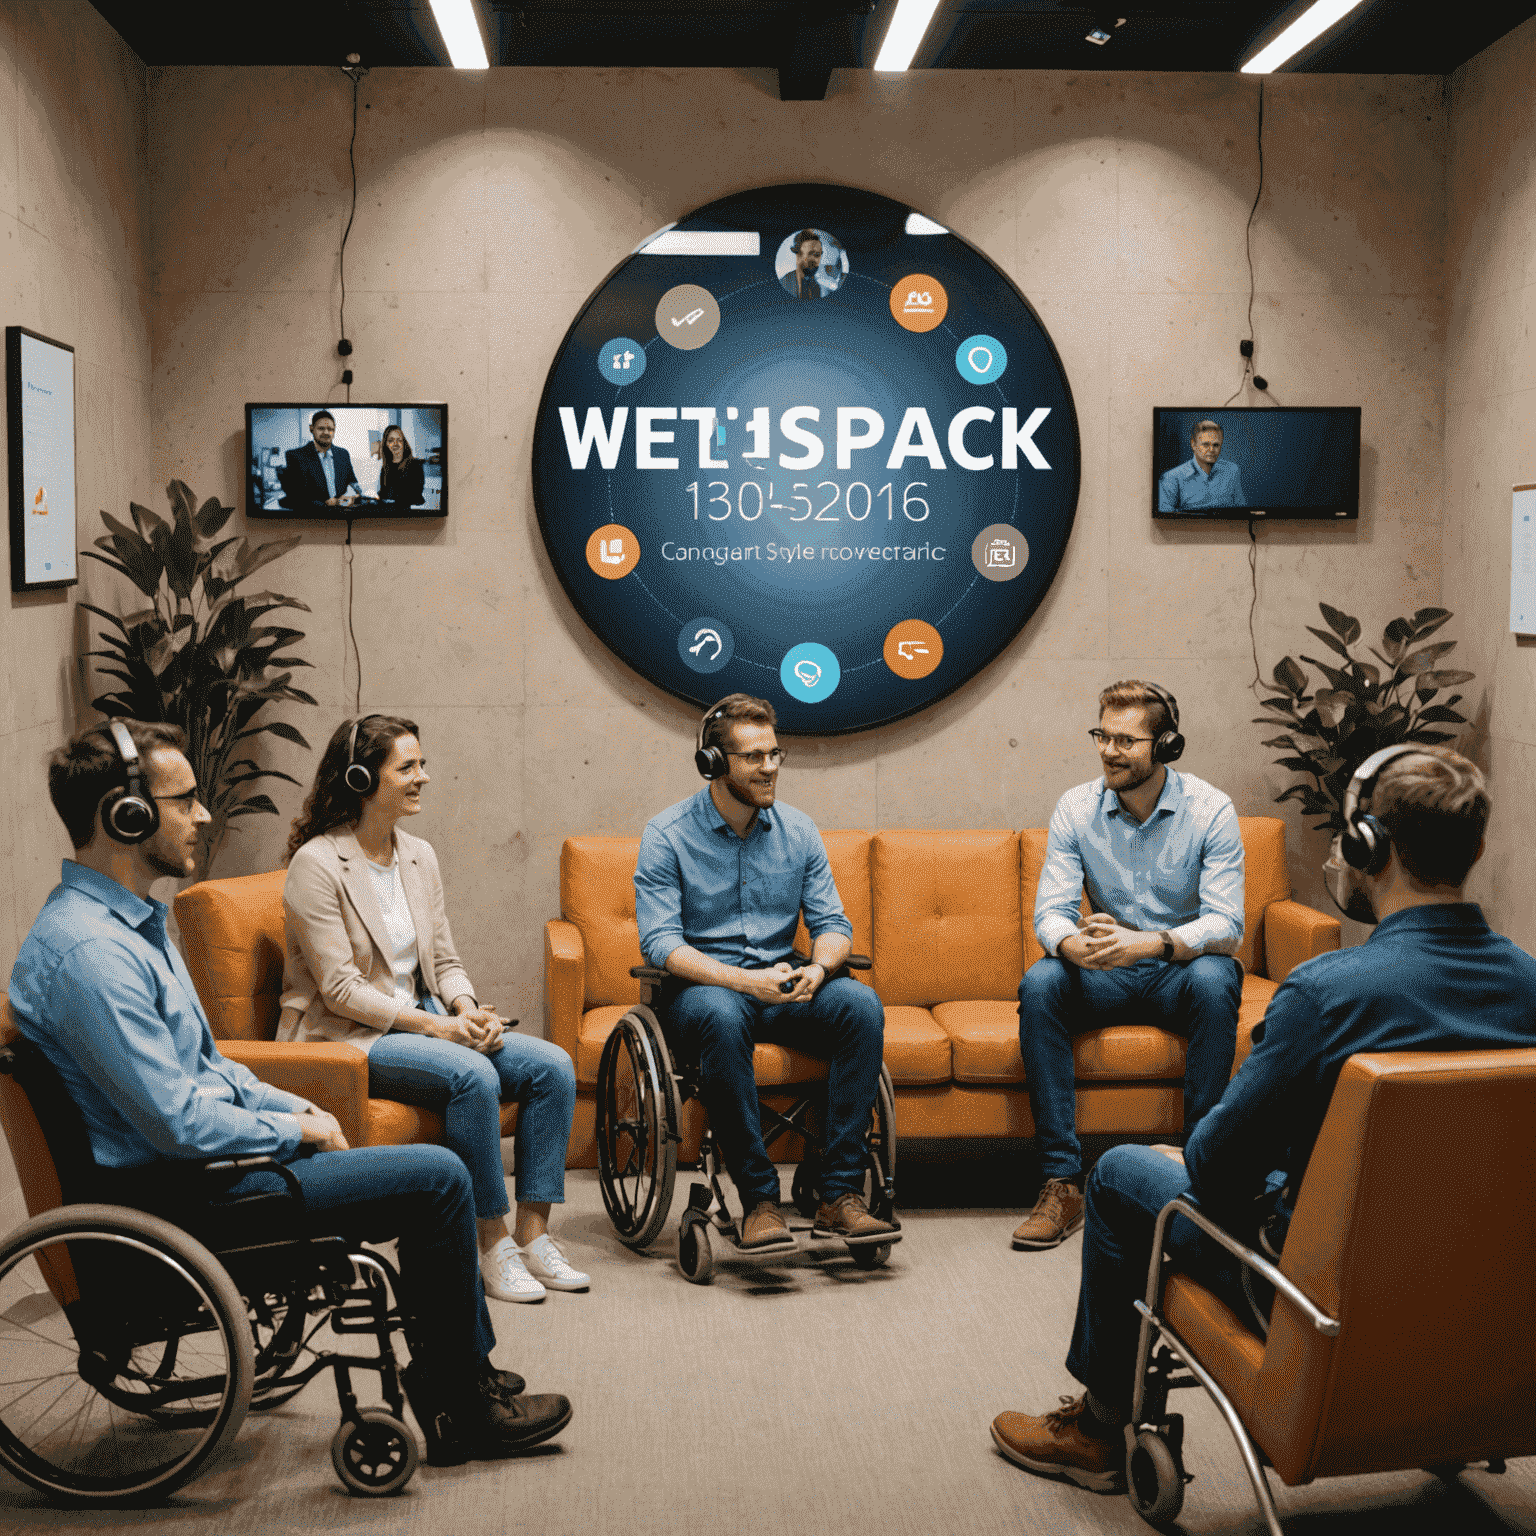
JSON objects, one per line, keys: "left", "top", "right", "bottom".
{"left": 1011, "top": 1177, "right": 1084, "bottom": 1249}
{"left": 813, "top": 1191, "right": 902, "bottom": 1246}
{"left": 740, "top": 1200, "right": 795, "bottom": 1249}
{"left": 990, "top": 1393, "right": 1125, "bottom": 1491}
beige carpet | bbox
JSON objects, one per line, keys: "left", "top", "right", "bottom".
{"left": 1, "top": 1159, "right": 1534, "bottom": 1536}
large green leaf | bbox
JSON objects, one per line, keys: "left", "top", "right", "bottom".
{"left": 237, "top": 535, "right": 304, "bottom": 582}
{"left": 1409, "top": 607, "right": 1452, "bottom": 638}
{"left": 1318, "top": 604, "right": 1361, "bottom": 645}
{"left": 1416, "top": 669, "right": 1474, "bottom": 693}
{"left": 226, "top": 793, "right": 280, "bottom": 819}
{"left": 1304, "top": 626, "right": 1352, "bottom": 659}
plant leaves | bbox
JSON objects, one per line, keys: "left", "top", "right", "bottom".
{"left": 1312, "top": 688, "right": 1354, "bottom": 728}
{"left": 1415, "top": 704, "right": 1468, "bottom": 723}
{"left": 1407, "top": 728, "right": 1457, "bottom": 744}
{"left": 1318, "top": 603, "right": 1361, "bottom": 645}
{"left": 1417, "top": 669, "right": 1475, "bottom": 692}
{"left": 1272, "top": 656, "right": 1308, "bottom": 697}
{"left": 226, "top": 793, "right": 280, "bottom": 819}
{"left": 1410, "top": 607, "right": 1452, "bottom": 637}
{"left": 1304, "top": 626, "right": 1352, "bottom": 659}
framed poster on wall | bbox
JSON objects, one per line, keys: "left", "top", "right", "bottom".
{"left": 7, "top": 326, "right": 77, "bottom": 592}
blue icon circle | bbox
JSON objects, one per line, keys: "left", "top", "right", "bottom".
{"left": 597, "top": 338, "right": 646, "bottom": 385}
{"left": 779, "top": 642, "right": 840, "bottom": 703}
{"left": 956, "top": 334, "right": 1007, "bottom": 385}
{"left": 678, "top": 617, "right": 735, "bottom": 674}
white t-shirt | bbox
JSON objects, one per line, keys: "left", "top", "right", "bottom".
{"left": 365, "top": 855, "right": 420, "bottom": 1008}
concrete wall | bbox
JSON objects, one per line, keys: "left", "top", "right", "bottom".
{"left": 0, "top": 0, "right": 150, "bottom": 1227}
{"left": 1444, "top": 14, "right": 1536, "bottom": 945}
{"left": 142, "top": 65, "right": 1449, "bottom": 1030}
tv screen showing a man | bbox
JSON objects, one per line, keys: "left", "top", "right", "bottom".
{"left": 247, "top": 404, "right": 447, "bottom": 519}
{"left": 1151, "top": 407, "right": 1361, "bottom": 521}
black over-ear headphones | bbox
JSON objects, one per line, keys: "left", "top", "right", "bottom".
{"left": 694, "top": 698, "right": 734, "bottom": 781}
{"left": 1339, "top": 743, "right": 1420, "bottom": 874}
{"left": 344, "top": 716, "right": 383, "bottom": 795}
{"left": 100, "top": 720, "right": 159, "bottom": 845}
{"left": 1141, "top": 683, "right": 1185, "bottom": 764}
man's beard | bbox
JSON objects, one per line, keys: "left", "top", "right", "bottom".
{"left": 725, "top": 776, "right": 772, "bottom": 809}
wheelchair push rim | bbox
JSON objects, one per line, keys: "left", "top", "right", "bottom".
{"left": 0, "top": 1204, "right": 254, "bottom": 1503}
{"left": 595, "top": 1006, "right": 679, "bottom": 1250}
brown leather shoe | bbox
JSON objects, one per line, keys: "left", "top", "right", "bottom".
{"left": 813, "top": 1191, "right": 903, "bottom": 1246}
{"left": 1011, "top": 1177, "right": 1084, "bottom": 1249}
{"left": 740, "top": 1200, "right": 795, "bottom": 1249}
{"left": 990, "top": 1393, "right": 1125, "bottom": 1492}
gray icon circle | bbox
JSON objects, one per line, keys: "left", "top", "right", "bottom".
{"left": 655, "top": 284, "right": 721, "bottom": 350}
{"left": 971, "top": 524, "right": 1030, "bottom": 582}
{"left": 677, "top": 616, "right": 735, "bottom": 673}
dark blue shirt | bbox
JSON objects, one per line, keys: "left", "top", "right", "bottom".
{"left": 634, "top": 788, "right": 850, "bottom": 969}
{"left": 9, "top": 862, "right": 307, "bottom": 1168}
{"left": 1185, "top": 904, "right": 1536, "bottom": 1240}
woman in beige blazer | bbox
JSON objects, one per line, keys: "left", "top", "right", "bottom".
{"left": 282, "top": 714, "right": 587, "bottom": 1303}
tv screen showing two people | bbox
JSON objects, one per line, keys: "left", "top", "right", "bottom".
{"left": 1152, "top": 407, "right": 1360, "bottom": 520}
{"left": 247, "top": 404, "right": 446, "bottom": 517}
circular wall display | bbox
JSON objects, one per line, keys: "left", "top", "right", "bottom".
{"left": 532, "top": 183, "right": 1080, "bottom": 735}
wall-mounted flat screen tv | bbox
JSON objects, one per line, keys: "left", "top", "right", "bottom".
{"left": 1152, "top": 406, "right": 1360, "bottom": 521}
{"left": 246, "top": 403, "right": 447, "bottom": 519}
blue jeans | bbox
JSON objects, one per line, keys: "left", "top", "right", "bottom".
{"left": 1065, "top": 1144, "right": 1251, "bottom": 1414}
{"left": 668, "top": 977, "right": 886, "bottom": 1215}
{"left": 1017, "top": 954, "right": 1242, "bottom": 1181}
{"left": 105, "top": 1144, "right": 497, "bottom": 1391}
{"left": 368, "top": 1020, "right": 576, "bottom": 1216}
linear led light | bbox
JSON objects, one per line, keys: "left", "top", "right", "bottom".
{"left": 1241, "top": 0, "right": 1366, "bottom": 73}
{"left": 640, "top": 231, "right": 762, "bottom": 256}
{"left": 873, "top": 0, "right": 943, "bottom": 72}
{"left": 428, "top": 0, "right": 490, "bottom": 68}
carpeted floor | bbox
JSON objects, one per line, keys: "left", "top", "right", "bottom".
{"left": 2, "top": 1155, "right": 1534, "bottom": 1536}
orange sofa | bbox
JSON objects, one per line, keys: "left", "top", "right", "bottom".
{"left": 546, "top": 818, "right": 1339, "bottom": 1168}
{"left": 174, "top": 870, "right": 518, "bottom": 1150}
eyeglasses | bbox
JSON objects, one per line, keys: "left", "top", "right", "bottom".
{"left": 1088, "top": 730, "right": 1154, "bottom": 753}
{"left": 726, "top": 749, "right": 788, "bottom": 769}
{"left": 152, "top": 787, "right": 204, "bottom": 808}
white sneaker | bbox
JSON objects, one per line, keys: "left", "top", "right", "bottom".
{"left": 480, "top": 1237, "right": 546, "bottom": 1303}
{"left": 520, "top": 1234, "right": 590, "bottom": 1292}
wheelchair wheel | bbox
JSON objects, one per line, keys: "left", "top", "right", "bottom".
{"left": 331, "top": 1409, "right": 417, "bottom": 1496}
{"left": 1126, "top": 1427, "right": 1185, "bottom": 1525}
{"left": 677, "top": 1211, "right": 716, "bottom": 1285}
{"left": 0, "top": 1204, "right": 253, "bottom": 1503}
{"left": 862, "top": 1065, "right": 897, "bottom": 1221}
{"left": 848, "top": 1241, "right": 892, "bottom": 1271}
{"left": 596, "top": 1006, "right": 679, "bottom": 1250}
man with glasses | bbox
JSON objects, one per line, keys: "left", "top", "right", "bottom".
{"left": 634, "top": 693, "right": 897, "bottom": 1251}
{"left": 1010, "top": 681, "right": 1244, "bottom": 1252}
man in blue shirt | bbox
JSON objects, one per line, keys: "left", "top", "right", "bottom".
{"left": 991, "top": 745, "right": 1536, "bottom": 1493}
{"left": 10, "top": 720, "right": 571, "bottom": 1464}
{"left": 1013, "top": 680, "right": 1244, "bottom": 1251}
{"left": 634, "top": 693, "right": 896, "bottom": 1251}
{"left": 1158, "top": 419, "right": 1247, "bottom": 513}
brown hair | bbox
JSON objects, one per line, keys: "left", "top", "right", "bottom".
{"left": 286, "top": 714, "right": 420, "bottom": 862}
{"left": 49, "top": 720, "right": 188, "bottom": 850}
{"left": 1098, "top": 680, "right": 1174, "bottom": 740}
{"left": 1369, "top": 746, "right": 1490, "bottom": 888}
{"left": 702, "top": 694, "right": 776, "bottom": 756}
{"left": 1191, "top": 419, "right": 1223, "bottom": 441}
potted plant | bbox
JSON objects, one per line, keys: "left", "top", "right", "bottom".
{"left": 1255, "top": 603, "right": 1473, "bottom": 833}
{"left": 78, "top": 480, "right": 316, "bottom": 880}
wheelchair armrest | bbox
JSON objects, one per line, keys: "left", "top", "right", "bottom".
{"left": 199, "top": 1154, "right": 304, "bottom": 1203}
{"left": 630, "top": 966, "right": 669, "bottom": 982}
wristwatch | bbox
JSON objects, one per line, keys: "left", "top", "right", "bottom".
{"left": 1159, "top": 932, "right": 1174, "bottom": 962}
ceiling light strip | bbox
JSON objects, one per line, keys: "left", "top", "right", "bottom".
{"left": 873, "top": 0, "right": 943, "bottom": 73}
{"left": 428, "top": 0, "right": 490, "bottom": 69}
{"left": 1240, "top": 0, "right": 1367, "bottom": 74}
{"left": 639, "top": 231, "right": 762, "bottom": 257}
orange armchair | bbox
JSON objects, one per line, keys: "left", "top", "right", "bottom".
{"left": 174, "top": 871, "right": 517, "bottom": 1149}
{"left": 1127, "top": 1049, "right": 1536, "bottom": 1531}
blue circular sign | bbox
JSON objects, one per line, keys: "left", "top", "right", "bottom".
{"left": 532, "top": 183, "right": 1080, "bottom": 735}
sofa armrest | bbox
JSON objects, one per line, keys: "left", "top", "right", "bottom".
{"left": 544, "top": 920, "right": 586, "bottom": 1064}
{"left": 1263, "top": 899, "right": 1341, "bottom": 985}
{"left": 219, "top": 1040, "right": 370, "bottom": 1152}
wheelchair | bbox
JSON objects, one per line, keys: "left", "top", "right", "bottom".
{"left": 594, "top": 956, "right": 897, "bottom": 1283}
{"left": 0, "top": 1033, "right": 426, "bottom": 1503}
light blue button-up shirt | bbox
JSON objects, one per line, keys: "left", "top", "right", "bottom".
{"left": 1158, "top": 456, "right": 1248, "bottom": 512}
{"left": 319, "top": 447, "right": 337, "bottom": 498}
{"left": 1035, "top": 770, "right": 1245, "bottom": 961}
{"left": 635, "top": 788, "right": 851, "bottom": 969}
{"left": 9, "top": 862, "right": 307, "bottom": 1168}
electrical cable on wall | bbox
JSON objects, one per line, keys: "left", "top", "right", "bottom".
{"left": 337, "top": 58, "right": 366, "bottom": 716}
{"left": 344, "top": 519, "right": 362, "bottom": 714}
{"left": 1225, "top": 79, "right": 1267, "bottom": 409}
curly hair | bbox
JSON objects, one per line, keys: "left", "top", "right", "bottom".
{"left": 285, "top": 714, "right": 420, "bottom": 862}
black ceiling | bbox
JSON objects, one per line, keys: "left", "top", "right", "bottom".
{"left": 92, "top": 1, "right": 1536, "bottom": 100}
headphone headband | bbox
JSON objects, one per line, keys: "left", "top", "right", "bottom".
{"left": 1338, "top": 743, "right": 1422, "bottom": 874}
{"left": 101, "top": 719, "right": 160, "bottom": 845}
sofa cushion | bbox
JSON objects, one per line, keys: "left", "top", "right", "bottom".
{"left": 870, "top": 830, "right": 1023, "bottom": 1005}
{"left": 562, "top": 838, "right": 645, "bottom": 1009}
{"left": 881, "top": 1005, "right": 952, "bottom": 1086}
{"left": 173, "top": 870, "right": 288, "bottom": 1040}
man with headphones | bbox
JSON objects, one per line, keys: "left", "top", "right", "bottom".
{"left": 1012, "top": 680, "right": 1246, "bottom": 1252}
{"left": 633, "top": 694, "right": 897, "bottom": 1252}
{"left": 9, "top": 720, "right": 573, "bottom": 1460}
{"left": 991, "top": 744, "right": 1536, "bottom": 1494}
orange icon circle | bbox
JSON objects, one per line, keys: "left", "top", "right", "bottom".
{"left": 585, "top": 523, "right": 639, "bottom": 580}
{"left": 883, "top": 619, "right": 943, "bottom": 680}
{"left": 890, "top": 274, "right": 948, "bottom": 333}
